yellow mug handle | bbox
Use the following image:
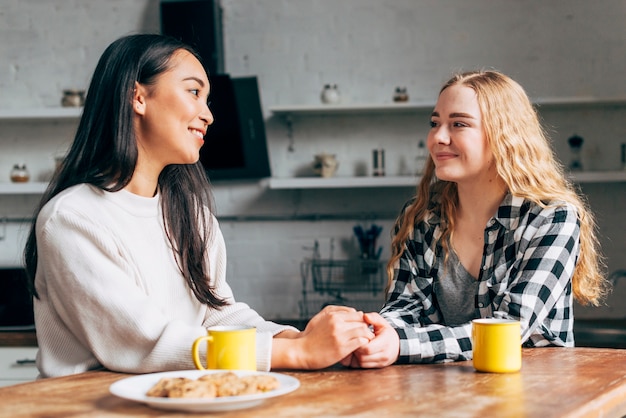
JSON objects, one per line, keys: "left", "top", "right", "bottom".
{"left": 191, "top": 335, "right": 213, "bottom": 370}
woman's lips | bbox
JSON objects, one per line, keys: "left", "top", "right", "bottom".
{"left": 189, "top": 128, "right": 205, "bottom": 138}
{"left": 434, "top": 152, "right": 457, "bottom": 161}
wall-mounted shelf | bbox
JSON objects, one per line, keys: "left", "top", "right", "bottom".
{"left": 1, "top": 171, "right": 625, "bottom": 195}
{"left": 531, "top": 97, "right": 626, "bottom": 109}
{"left": 0, "top": 182, "right": 48, "bottom": 194}
{"left": 268, "top": 176, "right": 419, "bottom": 189}
{"left": 0, "top": 107, "right": 82, "bottom": 120}
{"left": 270, "top": 102, "right": 434, "bottom": 116}
{"left": 268, "top": 171, "right": 626, "bottom": 189}
{"left": 569, "top": 171, "right": 626, "bottom": 183}
{"left": 269, "top": 97, "right": 626, "bottom": 117}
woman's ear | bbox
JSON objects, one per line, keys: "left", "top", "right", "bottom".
{"left": 133, "top": 81, "right": 147, "bottom": 115}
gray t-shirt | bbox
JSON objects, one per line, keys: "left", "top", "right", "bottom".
{"left": 433, "top": 248, "right": 480, "bottom": 326}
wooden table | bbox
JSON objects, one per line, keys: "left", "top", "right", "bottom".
{"left": 1, "top": 348, "right": 625, "bottom": 418}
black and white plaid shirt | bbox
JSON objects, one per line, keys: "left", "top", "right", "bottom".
{"left": 380, "top": 193, "right": 578, "bottom": 363}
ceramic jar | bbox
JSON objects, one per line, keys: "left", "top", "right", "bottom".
{"left": 313, "top": 153, "right": 339, "bottom": 177}
{"left": 10, "top": 163, "right": 30, "bottom": 183}
{"left": 393, "top": 87, "right": 409, "bottom": 102}
{"left": 61, "top": 89, "right": 85, "bottom": 107}
{"left": 321, "top": 84, "right": 340, "bottom": 104}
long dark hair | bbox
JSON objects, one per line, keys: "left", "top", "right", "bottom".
{"left": 24, "top": 34, "right": 227, "bottom": 309}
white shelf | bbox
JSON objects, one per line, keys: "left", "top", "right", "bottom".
{"left": 268, "top": 171, "right": 626, "bottom": 189}
{"left": 569, "top": 170, "right": 626, "bottom": 183}
{"left": 1, "top": 171, "right": 625, "bottom": 195}
{"left": 270, "top": 97, "right": 626, "bottom": 116}
{"left": 268, "top": 176, "right": 419, "bottom": 189}
{"left": 270, "top": 102, "right": 434, "bottom": 116}
{"left": 6, "top": 97, "right": 621, "bottom": 119}
{"left": 532, "top": 97, "right": 626, "bottom": 108}
{"left": 0, "top": 182, "right": 48, "bottom": 194}
{"left": 0, "top": 107, "right": 83, "bottom": 120}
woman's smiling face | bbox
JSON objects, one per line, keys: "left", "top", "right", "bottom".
{"left": 427, "top": 84, "right": 496, "bottom": 185}
{"left": 133, "top": 49, "right": 213, "bottom": 171}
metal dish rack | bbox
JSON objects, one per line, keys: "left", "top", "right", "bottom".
{"left": 311, "top": 259, "right": 385, "bottom": 295}
{"left": 299, "top": 258, "right": 387, "bottom": 318}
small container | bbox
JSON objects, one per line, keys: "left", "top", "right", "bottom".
{"left": 312, "top": 153, "right": 339, "bottom": 178}
{"left": 416, "top": 140, "right": 427, "bottom": 175}
{"left": 10, "top": 163, "right": 30, "bottom": 183}
{"left": 621, "top": 143, "right": 626, "bottom": 171}
{"left": 393, "top": 87, "right": 409, "bottom": 102}
{"left": 61, "top": 89, "right": 85, "bottom": 107}
{"left": 321, "top": 84, "right": 341, "bottom": 104}
{"left": 567, "top": 134, "right": 584, "bottom": 171}
{"left": 372, "top": 149, "right": 385, "bottom": 177}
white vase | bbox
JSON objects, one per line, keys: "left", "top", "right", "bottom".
{"left": 321, "top": 84, "right": 340, "bottom": 104}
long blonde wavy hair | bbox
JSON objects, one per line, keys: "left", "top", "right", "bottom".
{"left": 387, "top": 70, "right": 608, "bottom": 306}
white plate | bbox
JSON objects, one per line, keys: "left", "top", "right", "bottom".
{"left": 109, "top": 370, "right": 300, "bottom": 412}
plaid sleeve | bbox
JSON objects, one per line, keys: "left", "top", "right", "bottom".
{"left": 493, "top": 203, "right": 578, "bottom": 347}
{"left": 380, "top": 230, "right": 473, "bottom": 363}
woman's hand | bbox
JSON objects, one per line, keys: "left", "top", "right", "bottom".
{"left": 340, "top": 312, "right": 399, "bottom": 368}
{"left": 271, "top": 305, "right": 374, "bottom": 369}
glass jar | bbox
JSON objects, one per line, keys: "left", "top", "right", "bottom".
{"left": 10, "top": 163, "right": 30, "bottom": 183}
{"left": 415, "top": 140, "right": 427, "bottom": 175}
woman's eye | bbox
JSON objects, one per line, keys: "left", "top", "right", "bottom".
{"left": 453, "top": 121, "right": 467, "bottom": 128}
{"left": 429, "top": 120, "right": 438, "bottom": 128}
{"left": 190, "top": 89, "right": 199, "bottom": 96}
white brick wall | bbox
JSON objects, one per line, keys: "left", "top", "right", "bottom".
{"left": 0, "top": 0, "right": 625, "bottom": 319}
{"left": 0, "top": 0, "right": 159, "bottom": 108}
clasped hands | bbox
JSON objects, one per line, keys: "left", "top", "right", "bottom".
{"left": 292, "top": 305, "right": 400, "bottom": 369}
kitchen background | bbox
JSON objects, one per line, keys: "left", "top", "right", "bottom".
{"left": 1, "top": 0, "right": 625, "bottom": 322}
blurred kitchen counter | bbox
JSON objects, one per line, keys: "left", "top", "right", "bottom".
{"left": 0, "top": 331, "right": 37, "bottom": 347}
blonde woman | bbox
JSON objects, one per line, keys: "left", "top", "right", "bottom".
{"left": 343, "top": 70, "right": 609, "bottom": 368}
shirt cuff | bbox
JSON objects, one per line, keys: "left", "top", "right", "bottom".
{"left": 255, "top": 331, "right": 273, "bottom": 371}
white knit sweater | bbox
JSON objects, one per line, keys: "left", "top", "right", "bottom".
{"left": 33, "top": 184, "right": 292, "bottom": 378}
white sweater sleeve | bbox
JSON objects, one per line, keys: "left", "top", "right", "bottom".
{"left": 201, "top": 221, "right": 297, "bottom": 371}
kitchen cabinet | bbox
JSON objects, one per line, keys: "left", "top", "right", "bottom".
{"left": 269, "top": 98, "right": 626, "bottom": 189}
{"left": 0, "top": 347, "right": 38, "bottom": 387}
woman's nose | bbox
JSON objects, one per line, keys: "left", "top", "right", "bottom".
{"left": 433, "top": 127, "right": 450, "bottom": 144}
{"left": 200, "top": 105, "right": 214, "bottom": 126}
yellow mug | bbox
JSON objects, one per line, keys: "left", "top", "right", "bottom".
{"left": 192, "top": 325, "right": 256, "bottom": 371}
{"left": 472, "top": 318, "right": 521, "bottom": 373}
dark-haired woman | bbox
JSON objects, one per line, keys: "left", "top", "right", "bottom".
{"left": 24, "top": 34, "right": 373, "bottom": 378}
